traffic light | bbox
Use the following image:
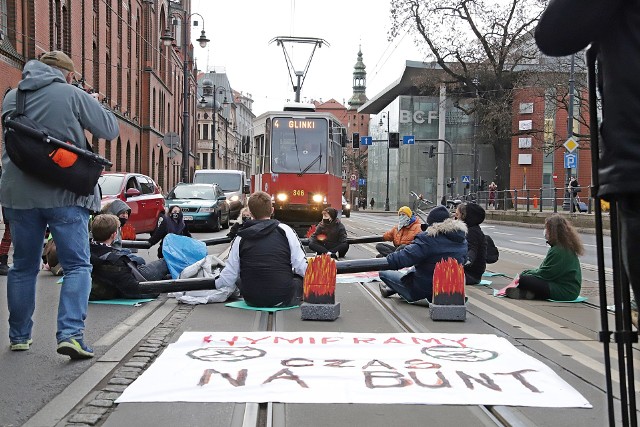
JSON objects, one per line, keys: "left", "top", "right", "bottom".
{"left": 428, "top": 145, "right": 436, "bottom": 158}
{"left": 352, "top": 132, "right": 360, "bottom": 149}
{"left": 479, "top": 179, "right": 486, "bottom": 191}
{"left": 389, "top": 132, "right": 400, "bottom": 149}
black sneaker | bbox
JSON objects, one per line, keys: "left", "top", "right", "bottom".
{"left": 330, "top": 252, "right": 339, "bottom": 260}
{"left": 0, "top": 262, "right": 8, "bottom": 276}
{"left": 378, "top": 283, "right": 395, "bottom": 298}
{"left": 505, "top": 287, "right": 536, "bottom": 300}
{"left": 57, "top": 338, "right": 94, "bottom": 359}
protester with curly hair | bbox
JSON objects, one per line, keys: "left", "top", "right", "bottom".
{"left": 507, "top": 214, "right": 584, "bottom": 301}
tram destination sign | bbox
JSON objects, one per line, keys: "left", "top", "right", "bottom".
{"left": 273, "top": 118, "right": 322, "bottom": 130}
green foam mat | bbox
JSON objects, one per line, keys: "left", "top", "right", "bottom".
{"left": 225, "top": 300, "right": 299, "bottom": 312}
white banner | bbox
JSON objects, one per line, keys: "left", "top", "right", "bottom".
{"left": 116, "top": 332, "right": 591, "bottom": 408}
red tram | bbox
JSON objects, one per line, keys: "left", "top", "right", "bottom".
{"left": 252, "top": 108, "right": 346, "bottom": 236}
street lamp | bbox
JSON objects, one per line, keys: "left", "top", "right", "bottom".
{"left": 161, "top": 8, "right": 209, "bottom": 183}
{"left": 199, "top": 82, "right": 228, "bottom": 169}
{"left": 379, "top": 112, "right": 390, "bottom": 211}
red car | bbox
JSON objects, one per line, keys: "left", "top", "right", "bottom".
{"left": 98, "top": 172, "right": 165, "bottom": 234}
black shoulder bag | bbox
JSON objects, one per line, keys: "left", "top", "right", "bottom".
{"left": 3, "top": 89, "right": 112, "bottom": 196}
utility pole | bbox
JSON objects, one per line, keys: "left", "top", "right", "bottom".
{"left": 563, "top": 54, "right": 576, "bottom": 211}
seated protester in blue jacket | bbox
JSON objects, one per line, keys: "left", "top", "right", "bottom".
{"left": 379, "top": 205, "right": 468, "bottom": 303}
{"left": 89, "top": 214, "right": 167, "bottom": 300}
{"left": 308, "top": 207, "right": 349, "bottom": 259}
{"left": 148, "top": 205, "right": 192, "bottom": 259}
{"left": 215, "top": 191, "right": 308, "bottom": 308}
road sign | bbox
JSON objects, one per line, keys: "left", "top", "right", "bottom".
{"left": 402, "top": 135, "right": 415, "bottom": 145}
{"left": 350, "top": 174, "right": 356, "bottom": 181}
{"left": 563, "top": 136, "right": 578, "bottom": 153}
{"left": 361, "top": 136, "right": 373, "bottom": 146}
{"left": 163, "top": 132, "right": 180, "bottom": 149}
{"left": 461, "top": 175, "right": 471, "bottom": 184}
{"left": 358, "top": 178, "right": 366, "bottom": 186}
{"left": 564, "top": 152, "right": 577, "bottom": 169}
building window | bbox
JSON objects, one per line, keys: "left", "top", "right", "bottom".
{"left": 519, "top": 102, "right": 534, "bottom": 114}
{"left": 203, "top": 123, "right": 209, "bottom": 140}
{"left": 518, "top": 120, "right": 532, "bottom": 131}
{"left": 518, "top": 137, "right": 532, "bottom": 149}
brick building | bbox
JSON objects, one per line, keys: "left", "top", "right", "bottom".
{"left": 0, "top": 0, "right": 207, "bottom": 192}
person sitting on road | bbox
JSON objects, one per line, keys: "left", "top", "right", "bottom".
{"left": 455, "top": 203, "right": 487, "bottom": 285}
{"left": 148, "top": 205, "right": 192, "bottom": 259}
{"left": 89, "top": 214, "right": 164, "bottom": 300}
{"left": 378, "top": 205, "right": 467, "bottom": 303}
{"left": 99, "top": 199, "right": 133, "bottom": 248}
{"left": 308, "top": 207, "right": 349, "bottom": 259}
{"left": 506, "top": 214, "right": 583, "bottom": 301}
{"left": 376, "top": 206, "right": 422, "bottom": 257}
{"left": 227, "top": 207, "right": 252, "bottom": 239}
{"left": 215, "top": 191, "right": 308, "bottom": 308}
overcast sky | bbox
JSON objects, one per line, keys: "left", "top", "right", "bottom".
{"left": 192, "top": 0, "right": 428, "bottom": 115}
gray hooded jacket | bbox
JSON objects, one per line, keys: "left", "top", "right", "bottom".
{"left": 1, "top": 60, "right": 119, "bottom": 211}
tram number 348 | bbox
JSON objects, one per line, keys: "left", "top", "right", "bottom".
{"left": 292, "top": 190, "right": 305, "bottom": 196}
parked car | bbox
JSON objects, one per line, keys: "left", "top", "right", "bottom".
{"left": 98, "top": 172, "right": 165, "bottom": 234}
{"left": 165, "top": 183, "right": 230, "bottom": 231}
{"left": 342, "top": 196, "right": 351, "bottom": 218}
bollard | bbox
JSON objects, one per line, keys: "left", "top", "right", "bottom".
{"left": 539, "top": 188, "right": 543, "bottom": 212}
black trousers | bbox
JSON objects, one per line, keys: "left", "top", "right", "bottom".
{"left": 308, "top": 241, "right": 349, "bottom": 258}
{"left": 518, "top": 274, "right": 551, "bottom": 300}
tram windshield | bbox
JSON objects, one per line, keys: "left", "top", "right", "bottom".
{"left": 271, "top": 117, "right": 328, "bottom": 174}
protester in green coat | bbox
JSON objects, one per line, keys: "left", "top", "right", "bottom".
{"left": 507, "top": 215, "right": 583, "bottom": 301}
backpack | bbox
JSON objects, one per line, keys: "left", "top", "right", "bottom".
{"left": 485, "top": 235, "right": 499, "bottom": 264}
{"left": 3, "top": 89, "right": 110, "bottom": 196}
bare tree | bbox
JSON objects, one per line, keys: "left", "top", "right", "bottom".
{"left": 390, "top": 0, "right": 547, "bottom": 192}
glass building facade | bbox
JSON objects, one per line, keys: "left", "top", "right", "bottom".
{"left": 367, "top": 95, "right": 496, "bottom": 211}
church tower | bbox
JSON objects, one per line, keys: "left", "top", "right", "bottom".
{"left": 348, "top": 47, "right": 367, "bottom": 110}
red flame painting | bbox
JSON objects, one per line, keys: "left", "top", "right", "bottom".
{"left": 303, "top": 254, "right": 337, "bottom": 304}
{"left": 432, "top": 258, "right": 465, "bottom": 305}
{"left": 121, "top": 223, "right": 136, "bottom": 241}
{"left": 305, "top": 224, "right": 317, "bottom": 238}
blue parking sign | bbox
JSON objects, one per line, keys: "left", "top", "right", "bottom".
{"left": 361, "top": 136, "right": 373, "bottom": 146}
{"left": 564, "top": 153, "right": 577, "bottom": 169}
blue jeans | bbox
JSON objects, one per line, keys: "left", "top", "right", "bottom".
{"left": 5, "top": 206, "right": 91, "bottom": 343}
{"left": 379, "top": 270, "right": 432, "bottom": 302}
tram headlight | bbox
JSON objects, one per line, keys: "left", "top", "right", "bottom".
{"left": 276, "top": 193, "right": 288, "bottom": 202}
{"left": 312, "top": 194, "right": 324, "bottom": 203}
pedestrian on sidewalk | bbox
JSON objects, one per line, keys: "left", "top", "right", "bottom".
{"left": 488, "top": 182, "right": 497, "bottom": 209}
{"left": 370, "top": 197, "right": 375, "bottom": 210}
{"left": 1, "top": 51, "right": 119, "bottom": 358}
{"left": 506, "top": 215, "right": 583, "bottom": 301}
{"left": 216, "top": 191, "right": 308, "bottom": 308}
{"left": 0, "top": 207, "right": 12, "bottom": 275}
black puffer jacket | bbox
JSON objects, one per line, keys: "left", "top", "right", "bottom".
{"left": 309, "top": 218, "right": 347, "bottom": 247}
{"left": 462, "top": 203, "right": 486, "bottom": 283}
{"left": 535, "top": 0, "right": 640, "bottom": 197}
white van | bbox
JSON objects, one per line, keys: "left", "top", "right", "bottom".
{"left": 193, "top": 169, "right": 249, "bottom": 219}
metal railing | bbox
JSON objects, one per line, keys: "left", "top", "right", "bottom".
{"left": 472, "top": 185, "right": 598, "bottom": 214}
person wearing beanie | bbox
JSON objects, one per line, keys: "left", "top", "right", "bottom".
{"left": 455, "top": 203, "right": 487, "bottom": 285}
{"left": 308, "top": 207, "right": 349, "bottom": 259}
{"left": 376, "top": 206, "right": 422, "bottom": 257}
{"left": 99, "top": 200, "right": 133, "bottom": 248}
{"left": 378, "top": 206, "right": 468, "bottom": 303}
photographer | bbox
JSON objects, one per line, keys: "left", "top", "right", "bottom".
{"left": 1, "top": 51, "right": 118, "bottom": 358}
